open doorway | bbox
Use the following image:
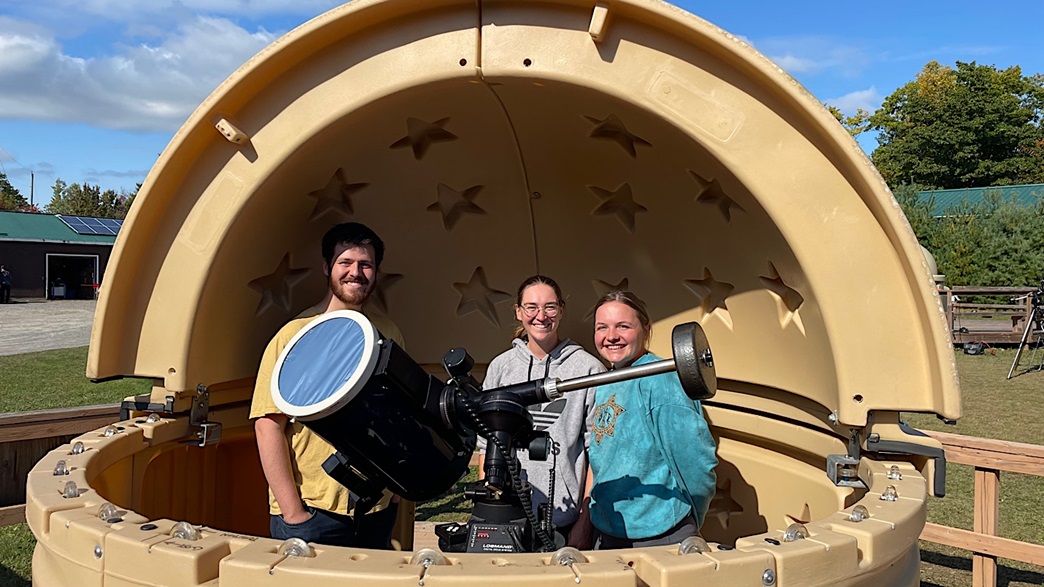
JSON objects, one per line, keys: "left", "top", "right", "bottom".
{"left": 46, "top": 254, "right": 99, "bottom": 300}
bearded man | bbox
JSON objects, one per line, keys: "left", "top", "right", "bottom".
{"left": 250, "top": 222, "right": 410, "bottom": 548}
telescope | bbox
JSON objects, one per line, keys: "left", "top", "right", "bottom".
{"left": 271, "top": 310, "right": 716, "bottom": 552}
{"left": 1007, "top": 272, "right": 1044, "bottom": 379}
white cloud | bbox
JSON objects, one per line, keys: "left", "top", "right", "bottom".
{"left": 826, "top": 87, "right": 883, "bottom": 115}
{"left": 760, "top": 36, "right": 872, "bottom": 78}
{"left": 771, "top": 54, "right": 821, "bottom": 74}
{"left": 87, "top": 168, "right": 147, "bottom": 178}
{"left": 0, "top": 16, "right": 280, "bottom": 132}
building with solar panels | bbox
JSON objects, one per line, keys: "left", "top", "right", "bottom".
{"left": 0, "top": 211, "right": 123, "bottom": 300}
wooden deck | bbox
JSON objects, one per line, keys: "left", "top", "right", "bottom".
{"left": 944, "top": 286, "right": 1042, "bottom": 345}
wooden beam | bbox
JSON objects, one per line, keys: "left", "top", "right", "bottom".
{"left": 0, "top": 404, "right": 120, "bottom": 443}
{"left": 0, "top": 504, "right": 26, "bottom": 527}
{"left": 972, "top": 469, "right": 1000, "bottom": 587}
{"left": 949, "top": 286, "right": 1035, "bottom": 294}
{"left": 921, "top": 523, "right": 1044, "bottom": 567}
{"left": 922, "top": 430, "right": 1044, "bottom": 476}
{"left": 928, "top": 431, "right": 1044, "bottom": 457}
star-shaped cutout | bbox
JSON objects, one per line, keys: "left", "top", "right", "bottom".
{"left": 452, "top": 267, "right": 512, "bottom": 327}
{"left": 389, "top": 117, "right": 458, "bottom": 160}
{"left": 691, "top": 170, "right": 743, "bottom": 223}
{"left": 367, "top": 271, "right": 403, "bottom": 313}
{"left": 760, "top": 262, "right": 805, "bottom": 333}
{"left": 427, "top": 184, "right": 486, "bottom": 230}
{"left": 706, "top": 477, "right": 744, "bottom": 529}
{"left": 589, "top": 183, "right": 647, "bottom": 233}
{"left": 249, "top": 254, "right": 311, "bottom": 316}
{"left": 586, "top": 277, "right": 630, "bottom": 320}
{"left": 684, "top": 269, "right": 734, "bottom": 323}
{"left": 308, "top": 169, "right": 368, "bottom": 221}
{"left": 585, "top": 114, "right": 651, "bottom": 158}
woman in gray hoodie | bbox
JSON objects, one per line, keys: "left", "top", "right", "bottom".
{"left": 479, "top": 275, "right": 605, "bottom": 548}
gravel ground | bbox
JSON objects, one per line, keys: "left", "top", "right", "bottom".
{"left": 0, "top": 299, "right": 97, "bottom": 356}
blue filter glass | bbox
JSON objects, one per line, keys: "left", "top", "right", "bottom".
{"left": 277, "top": 318, "right": 368, "bottom": 408}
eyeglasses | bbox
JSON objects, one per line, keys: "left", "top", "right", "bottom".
{"left": 519, "top": 303, "right": 561, "bottom": 318}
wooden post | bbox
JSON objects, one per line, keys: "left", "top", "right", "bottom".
{"left": 972, "top": 467, "right": 1000, "bottom": 587}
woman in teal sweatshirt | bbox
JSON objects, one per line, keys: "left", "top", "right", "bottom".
{"left": 588, "top": 290, "right": 718, "bottom": 549}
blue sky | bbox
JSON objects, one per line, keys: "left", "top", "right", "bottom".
{"left": 1, "top": 1, "right": 1041, "bottom": 207}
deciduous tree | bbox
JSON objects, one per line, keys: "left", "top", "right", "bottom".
{"left": 826, "top": 105, "right": 871, "bottom": 137}
{"left": 870, "top": 61, "right": 1044, "bottom": 189}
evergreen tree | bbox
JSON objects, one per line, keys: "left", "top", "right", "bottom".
{"left": 46, "top": 178, "right": 125, "bottom": 219}
{"left": 0, "top": 172, "right": 29, "bottom": 211}
{"left": 895, "top": 188, "right": 1044, "bottom": 287}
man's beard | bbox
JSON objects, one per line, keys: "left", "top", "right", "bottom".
{"left": 330, "top": 274, "right": 374, "bottom": 307}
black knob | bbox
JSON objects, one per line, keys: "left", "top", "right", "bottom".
{"left": 442, "top": 348, "right": 475, "bottom": 378}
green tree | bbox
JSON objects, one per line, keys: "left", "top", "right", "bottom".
{"left": 826, "top": 105, "right": 871, "bottom": 137}
{"left": 894, "top": 186, "right": 1044, "bottom": 288}
{"left": 870, "top": 61, "right": 1044, "bottom": 189}
{"left": 115, "top": 182, "right": 141, "bottom": 219}
{"left": 0, "top": 172, "right": 29, "bottom": 211}
{"left": 46, "top": 179, "right": 125, "bottom": 219}
{"left": 974, "top": 192, "right": 1044, "bottom": 286}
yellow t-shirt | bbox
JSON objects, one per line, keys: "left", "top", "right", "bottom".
{"left": 250, "top": 306, "right": 405, "bottom": 516}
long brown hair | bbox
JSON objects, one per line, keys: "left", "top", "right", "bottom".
{"left": 512, "top": 275, "right": 565, "bottom": 341}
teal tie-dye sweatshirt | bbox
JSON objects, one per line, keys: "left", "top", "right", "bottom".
{"left": 588, "top": 352, "right": 717, "bottom": 539}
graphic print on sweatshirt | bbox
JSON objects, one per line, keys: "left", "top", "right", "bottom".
{"left": 592, "top": 394, "right": 625, "bottom": 444}
{"left": 529, "top": 398, "right": 567, "bottom": 431}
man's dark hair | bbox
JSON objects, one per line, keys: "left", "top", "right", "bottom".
{"left": 321, "top": 222, "right": 385, "bottom": 269}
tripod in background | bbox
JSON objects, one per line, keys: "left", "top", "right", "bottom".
{"left": 1007, "top": 277, "right": 1044, "bottom": 379}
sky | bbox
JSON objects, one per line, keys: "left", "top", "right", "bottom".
{"left": 1, "top": 1, "right": 1042, "bottom": 207}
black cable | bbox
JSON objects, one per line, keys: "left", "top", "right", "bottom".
{"left": 545, "top": 440, "right": 557, "bottom": 539}
{"left": 455, "top": 387, "right": 556, "bottom": 551}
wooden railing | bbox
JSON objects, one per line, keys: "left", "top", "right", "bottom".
{"left": 920, "top": 430, "right": 1044, "bottom": 587}
{"left": 0, "top": 404, "right": 122, "bottom": 526}
{"left": 944, "top": 286, "right": 1037, "bottom": 345}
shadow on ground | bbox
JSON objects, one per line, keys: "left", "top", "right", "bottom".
{"left": 922, "top": 548, "right": 1044, "bottom": 587}
{"left": 0, "top": 565, "right": 29, "bottom": 587}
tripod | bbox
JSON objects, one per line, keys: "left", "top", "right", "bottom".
{"left": 1007, "top": 287, "right": 1044, "bottom": 379}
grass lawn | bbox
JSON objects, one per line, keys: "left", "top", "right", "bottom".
{"left": 0, "top": 347, "right": 150, "bottom": 413}
{"left": 904, "top": 349, "right": 1044, "bottom": 587}
{"left": 1, "top": 346, "right": 1042, "bottom": 586}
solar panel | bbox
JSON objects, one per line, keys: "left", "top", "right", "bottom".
{"left": 57, "top": 215, "right": 124, "bottom": 236}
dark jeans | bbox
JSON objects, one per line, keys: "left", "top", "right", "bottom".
{"left": 594, "top": 513, "right": 699, "bottom": 549}
{"left": 0, "top": 284, "right": 9, "bottom": 303}
{"left": 271, "top": 503, "right": 399, "bottom": 548}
